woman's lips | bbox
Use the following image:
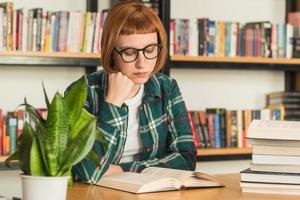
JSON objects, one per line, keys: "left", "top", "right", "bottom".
{"left": 133, "top": 72, "right": 148, "bottom": 77}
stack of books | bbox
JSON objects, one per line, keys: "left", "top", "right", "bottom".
{"left": 240, "top": 119, "right": 300, "bottom": 195}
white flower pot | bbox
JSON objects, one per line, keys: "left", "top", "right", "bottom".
{"left": 21, "top": 175, "right": 69, "bottom": 200}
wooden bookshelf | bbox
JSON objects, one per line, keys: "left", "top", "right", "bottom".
{"left": 0, "top": 51, "right": 101, "bottom": 59}
{"left": 197, "top": 147, "right": 252, "bottom": 156}
{"left": 171, "top": 55, "right": 300, "bottom": 65}
{"left": 0, "top": 51, "right": 101, "bottom": 68}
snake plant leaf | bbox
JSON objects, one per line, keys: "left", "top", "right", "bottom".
{"left": 22, "top": 103, "right": 49, "bottom": 173}
{"left": 4, "top": 151, "right": 19, "bottom": 168}
{"left": 45, "top": 92, "right": 69, "bottom": 176}
{"left": 84, "top": 150, "right": 101, "bottom": 170}
{"left": 68, "top": 106, "right": 94, "bottom": 140}
{"left": 95, "top": 128, "right": 108, "bottom": 152}
{"left": 64, "top": 76, "right": 87, "bottom": 130}
{"left": 57, "top": 109, "right": 96, "bottom": 176}
{"left": 20, "top": 102, "right": 46, "bottom": 126}
{"left": 29, "top": 135, "right": 47, "bottom": 176}
{"left": 42, "top": 81, "right": 50, "bottom": 109}
{"left": 18, "top": 122, "right": 34, "bottom": 175}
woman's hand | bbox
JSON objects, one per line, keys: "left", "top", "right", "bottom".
{"left": 103, "top": 164, "right": 123, "bottom": 176}
{"left": 105, "top": 72, "right": 135, "bottom": 107}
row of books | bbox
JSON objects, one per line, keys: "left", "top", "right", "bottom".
{"left": 0, "top": 108, "right": 47, "bottom": 156}
{"left": 266, "top": 91, "right": 300, "bottom": 121}
{"left": 169, "top": 18, "right": 296, "bottom": 58}
{"left": 187, "top": 107, "right": 283, "bottom": 149}
{"left": 240, "top": 120, "right": 300, "bottom": 196}
{"left": 0, "top": 2, "right": 106, "bottom": 53}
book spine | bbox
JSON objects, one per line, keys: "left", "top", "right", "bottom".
{"left": 187, "top": 111, "right": 200, "bottom": 148}
{"left": 0, "top": 110, "right": 2, "bottom": 155}
{"left": 22, "top": 8, "right": 28, "bottom": 51}
{"left": 8, "top": 117, "right": 17, "bottom": 154}
{"left": 0, "top": 8, "right": 4, "bottom": 51}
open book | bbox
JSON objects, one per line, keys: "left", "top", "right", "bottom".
{"left": 96, "top": 167, "right": 223, "bottom": 194}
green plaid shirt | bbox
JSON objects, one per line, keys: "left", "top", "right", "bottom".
{"left": 72, "top": 70, "right": 196, "bottom": 184}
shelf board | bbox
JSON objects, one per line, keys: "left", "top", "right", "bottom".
{"left": 171, "top": 55, "right": 300, "bottom": 65}
{"left": 197, "top": 147, "right": 252, "bottom": 156}
{"left": 0, "top": 51, "right": 101, "bottom": 58}
{"left": 0, "top": 51, "right": 101, "bottom": 67}
{"left": 170, "top": 56, "right": 300, "bottom": 71}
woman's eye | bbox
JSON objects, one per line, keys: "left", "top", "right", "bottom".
{"left": 123, "top": 49, "right": 136, "bottom": 56}
{"left": 145, "top": 46, "right": 155, "bottom": 53}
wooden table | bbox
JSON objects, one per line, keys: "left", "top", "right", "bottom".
{"left": 67, "top": 174, "right": 300, "bottom": 200}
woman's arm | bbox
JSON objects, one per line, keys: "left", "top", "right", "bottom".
{"left": 72, "top": 90, "right": 127, "bottom": 183}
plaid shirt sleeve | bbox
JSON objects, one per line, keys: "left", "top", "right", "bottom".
{"left": 119, "top": 78, "right": 197, "bottom": 173}
{"left": 72, "top": 88, "right": 128, "bottom": 184}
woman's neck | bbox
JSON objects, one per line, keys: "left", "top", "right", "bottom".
{"left": 127, "top": 84, "right": 141, "bottom": 99}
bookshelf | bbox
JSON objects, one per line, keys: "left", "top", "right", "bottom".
{"left": 171, "top": 56, "right": 300, "bottom": 66}
{"left": 0, "top": 51, "right": 101, "bottom": 67}
{"left": 160, "top": 0, "right": 300, "bottom": 159}
{"left": 0, "top": 0, "right": 101, "bottom": 163}
{"left": 197, "top": 147, "right": 252, "bottom": 156}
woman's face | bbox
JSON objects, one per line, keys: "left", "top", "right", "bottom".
{"left": 113, "top": 32, "right": 158, "bottom": 84}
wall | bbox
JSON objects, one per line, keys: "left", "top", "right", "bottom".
{"left": 170, "top": 0, "right": 286, "bottom": 111}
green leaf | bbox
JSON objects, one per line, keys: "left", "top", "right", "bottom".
{"left": 22, "top": 104, "right": 49, "bottom": 173}
{"left": 45, "top": 92, "right": 69, "bottom": 176}
{"left": 42, "top": 81, "right": 50, "bottom": 109}
{"left": 64, "top": 76, "right": 87, "bottom": 130}
{"left": 84, "top": 150, "right": 101, "bottom": 170}
{"left": 68, "top": 108, "right": 93, "bottom": 140}
{"left": 57, "top": 109, "right": 96, "bottom": 175}
{"left": 18, "top": 122, "right": 34, "bottom": 175}
{"left": 29, "top": 135, "right": 47, "bottom": 176}
{"left": 96, "top": 128, "right": 108, "bottom": 152}
{"left": 4, "top": 151, "right": 19, "bottom": 168}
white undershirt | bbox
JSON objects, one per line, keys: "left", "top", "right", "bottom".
{"left": 119, "top": 84, "right": 144, "bottom": 163}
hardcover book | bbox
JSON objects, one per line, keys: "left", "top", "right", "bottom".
{"left": 241, "top": 168, "right": 300, "bottom": 184}
{"left": 97, "top": 167, "right": 223, "bottom": 194}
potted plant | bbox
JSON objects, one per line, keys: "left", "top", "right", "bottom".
{"left": 5, "top": 76, "right": 106, "bottom": 200}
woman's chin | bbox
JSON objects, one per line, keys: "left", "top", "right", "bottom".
{"left": 132, "top": 77, "right": 149, "bottom": 84}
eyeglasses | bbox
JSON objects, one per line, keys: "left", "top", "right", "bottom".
{"left": 114, "top": 44, "right": 162, "bottom": 63}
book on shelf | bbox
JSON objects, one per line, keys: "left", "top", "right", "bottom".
{"left": 240, "top": 181, "right": 300, "bottom": 196}
{"left": 241, "top": 168, "right": 300, "bottom": 185}
{"left": 0, "top": 2, "right": 103, "bottom": 53}
{"left": 97, "top": 167, "right": 223, "bottom": 194}
{"left": 187, "top": 108, "right": 284, "bottom": 151}
{"left": 170, "top": 17, "right": 295, "bottom": 59}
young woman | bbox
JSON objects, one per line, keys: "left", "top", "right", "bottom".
{"left": 72, "top": 0, "right": 196, "bottom": 183}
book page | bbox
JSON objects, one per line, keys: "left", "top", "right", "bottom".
{"left": 141, "top": 167, "right": 192, "bottom": 182}
{"left": 142, "top": 167, "right": 222, "bottom": 188}
{"left": 97, "top": 172, "right": 178, "bottom": 193}
{"left": 251, "top": 120, "right": 300, "bottom": 130}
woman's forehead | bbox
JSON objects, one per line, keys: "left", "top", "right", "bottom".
{"left": 116, "top": 33, "right": 158, "bottom": 47}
